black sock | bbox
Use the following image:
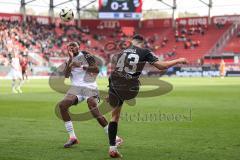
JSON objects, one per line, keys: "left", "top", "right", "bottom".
{"left": 108, "top": 121, "right": 118, "bottom": 146}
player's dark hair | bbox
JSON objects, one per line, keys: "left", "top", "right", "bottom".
{"left": 68, "top": 41, "right": 79, "bottom": 47}
{"left": 132, "top": 34, "right": 144, "bottom": 42}
{"left": 76, "top": 41, "right": 81, "bottom": 46}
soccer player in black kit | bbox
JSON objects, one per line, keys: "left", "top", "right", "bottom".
{"left": 107, "top": 34, "right": 188, "bottom": 158}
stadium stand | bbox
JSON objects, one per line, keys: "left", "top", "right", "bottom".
{"left": 223, "top": 32, "right": 240, "bottom": 54}
{"left": 0, "top": 14, "right": 239, "bottom": 71}
{"left": 137, "top": 24, "right": 231, "bottom": 63}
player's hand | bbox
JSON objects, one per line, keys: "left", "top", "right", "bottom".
{"left": 177, "top": 58, "right": 188, "bottom": 64}
{"left": 67, "top": 46, "right": 74, "bottom": 60}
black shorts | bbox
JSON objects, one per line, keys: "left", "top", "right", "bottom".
{"left": 108, "top": 74, "right": 140, "bottom": 107}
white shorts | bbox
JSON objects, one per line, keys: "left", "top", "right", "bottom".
{"left": 66, "top": 86, "right": 99, "bottom": 104}
{"left": 10, "top": 69, "right": 22, "bottom": 79}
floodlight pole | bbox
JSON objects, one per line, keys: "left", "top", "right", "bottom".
{"left": 77, "top": 0, "right": 97, "bottom": 27}
{"left": 20, "top": 0, "right": 37, "bottom": 22}
{"left": 208, "top": 0, "right": 213, "bottom": 24}
{"left": 198, "top": 0, "right": 212, "bottom": 24}
{"left": 76, "top": 0, "right": 81, "bottom": 27}
{"left": 20, "top": 0, "right": 26, "bottom": 22}
{"left": 157, "top": 0, "right": 176, "bottom": 28}
{"left": 172, "top": 0, "right": 177, "bottom": 29}
{"left": 49, "top": 0, "right": 54, "bottom": 22}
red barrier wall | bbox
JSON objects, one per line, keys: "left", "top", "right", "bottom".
{"left": 176, "top": 16, "right": 208, "bottom": 26}
{"left": 0, "top": 12, "right": 22, "bottom": 22}
{"left": 212, "top": 15, "right": 240, "bottom": 24}
{"left": 81, "top": 19, "right": 139, "bottom": 29}
{"left": 141, "top": 18, "right": 172, "bottom": 28}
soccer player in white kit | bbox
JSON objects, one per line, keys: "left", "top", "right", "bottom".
{"left": 10, "top": 53, "right": 23, "bottom": 93}
{"left": 58, "top": 42, "right": 122, "bottom": 148}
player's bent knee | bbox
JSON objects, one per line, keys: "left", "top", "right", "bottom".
{"left": 87, "top": 97, "right": 97, "bottom": 107}
{"left": 58, "top": 101, "right": 70, "bottom": 111}
{"left": 58, "top": 102, "right": 65, "bottom": 111}
{"left": 87, "top": 98, "right": 100, "bottom": 118}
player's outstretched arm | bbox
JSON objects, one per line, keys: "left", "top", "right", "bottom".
{"left": 152, "top": 58, "right": 188, "bottom": 71}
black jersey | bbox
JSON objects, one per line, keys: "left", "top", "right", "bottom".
{"left": 113, "top": 45, "right": 158, "bottom": 78}
{"left": 108, "top": 45, "right": 158, "bottom": 106}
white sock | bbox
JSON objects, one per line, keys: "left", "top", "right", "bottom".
{"left": 65, "top": 121, "right": 77, "bottom": 139}
{"left": 110, "top": 146, "right": 117, "bottom": 151}
{"left": 104, "top": 125, "right": 108, "bottom": 135}
{"left": 12, "top": 80, "right": 16, "bottom": 90}
{"left": 19, "top": 80, "right": 24, "bottom": 87}
{"left": 16, "top": 83, "right": 21, "bottom": 90}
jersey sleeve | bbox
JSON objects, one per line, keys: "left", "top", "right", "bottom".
{"left": 82, "top": 51, "right": 96, "bottom": 66}
{"left": 144, "top": 49, "right": 158, "bottom": 64}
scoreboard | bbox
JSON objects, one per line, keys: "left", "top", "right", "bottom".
{"left": 98, "top": 0, "right": 142, "bottom": 19}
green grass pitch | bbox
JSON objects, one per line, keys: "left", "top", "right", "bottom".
{"left": 0, "top": 77, "right": 240, "bottom": 160}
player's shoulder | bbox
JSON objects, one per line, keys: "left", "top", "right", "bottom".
{"left": 81, "top": 50, "right": 96, "bottom": 64}
{"left": 135, "top": 47, "right": 152, "bottom": 57}
{"left": 81, "top": 50, "right": 93, "bottom": 58}
{"left": 81, "top": 50, "right": 90, "bottom": 55}
{"left": 143, "top": 47, "right": 152, "bottom": 53}
{"left": 80, "top": 50, "right": 89, "bottom": 56}
{"left": 79, "top": 50, "right": 93, "bottom": 60}
{"left": 133, "top": 45, "right": 149, "bottom": 53}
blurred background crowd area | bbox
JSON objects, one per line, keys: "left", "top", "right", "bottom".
{"left": 0, "top": 15, "right": 240, "bottom": 77}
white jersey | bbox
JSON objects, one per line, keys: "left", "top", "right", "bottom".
{"left": 10, "top": 57, "right": 22, "bottom": 79}
{"left": 11, "top": 57, "right": 21, "bottom": 71}
{"left": 70, "top": 51, "right": 97, "bottom": 89}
